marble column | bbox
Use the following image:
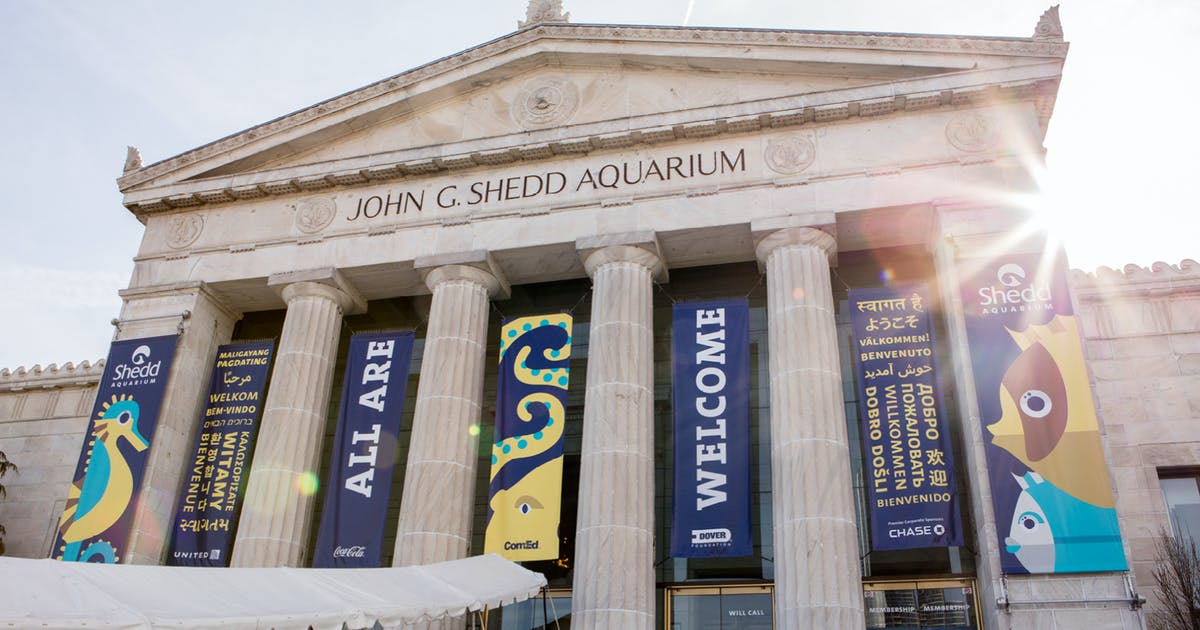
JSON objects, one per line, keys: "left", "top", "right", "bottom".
{"left": 232, "top": 274, "right": 358, "bottom": 567}
{"left": 392, "top": 262, "right": 503, "bottom": 568}
{"left": 570, "top": 242, "right": 663, "bottom": 630}
{"left": 116, "top": 283, "right": 239, "bottom": 564}
{"left": 755, "top": 227, "right": 864, "bottom": 629}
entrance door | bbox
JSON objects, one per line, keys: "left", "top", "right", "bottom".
{"left": 666, "top": 585, "right": 773, "bottom": 629}
{"left": 863, "top": 579, "right": 979, "bottom": 630}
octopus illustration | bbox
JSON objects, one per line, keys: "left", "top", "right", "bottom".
{"left": 57, "top": 394, "right": 148, "bottom": 563}
{"left": 484, "top": 314, "right": 571, "bottom": 561}
{"left": 987, "top": 315, "right": 1125, "bottom": 572}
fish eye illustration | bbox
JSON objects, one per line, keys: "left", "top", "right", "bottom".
{"left": 1018, "top": 510, "right": 1045, "bottom": 532}
{"left": 1019, "top": 390, "right": 1053, "bottom": 419}
{"left": 516, "top": 495, "right": 544, "bottom": 515}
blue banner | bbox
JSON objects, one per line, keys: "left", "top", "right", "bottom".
{"left": 959, "top": 250, "right": 1125, "bottom": 574}
{"left": 52, "top": 334, "right": 179, "bottom": 563}
{"left": 167, "top": 341, "right": 275, "bottom": 566}
{"left": 484, "top": 314, "right": 572, "bottom": 561}
{"left": 670, "top": 299, "right": 752, "bottom": 558}
{"left": 313, "top": 332, "right": 415, "bottom": 567}
{"left": 849, "top": 285, "right": 963, "bottom": 551}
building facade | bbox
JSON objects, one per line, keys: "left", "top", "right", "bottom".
{"left": 2, "top": 6, "right": 1198, "bottom": 629}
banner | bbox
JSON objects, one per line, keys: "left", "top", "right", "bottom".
{"left": 849, "top": 285, "right": 963, "bottom": 551}
{"left": 670, "top": 298, "right": 752, "bottom": 558}
{"left": 313, "top": 332, "right": 415, "bottom": 567}
{"left": 959, "top": 250, "right": 1126, "bottom": 573}
{"left": 485, "top": 314, "right": 572, "bottom": 561}
{"left": 167, "top": 341, "right": 275, "bottom": 566}
{"left": 52, "top": 334, "right": 179, "bottom": 563}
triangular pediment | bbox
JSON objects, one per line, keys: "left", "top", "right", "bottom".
{"left": 243, "top": 65, "right": 938, "bottom": 176}
{"left": 118, "top": 23, "right": 1066, "bottom": 217}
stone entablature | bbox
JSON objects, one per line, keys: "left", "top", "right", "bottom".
{"left": 0, "top": 360, "right": 105, "bottom": 392}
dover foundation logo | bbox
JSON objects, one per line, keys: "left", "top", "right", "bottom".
{"left": 975, "top": 261, "right": 1053, "bottom": 316}
{"left": 690, "top": 527, "right": 733, "bottom": 546}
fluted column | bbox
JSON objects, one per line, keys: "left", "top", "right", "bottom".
{"left": 392, "top": 264, "right": 500, "bottom": 568}
{"left": 755, "top": 227, "right": 864, "bottom": 629}
{"left": 232, "top": 280, "right": 355, "bottom": 567}
{"left": 571, "top": 244, "right": 663, "bottom": 630}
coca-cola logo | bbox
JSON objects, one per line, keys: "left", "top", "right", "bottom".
{"left": 333, "top": 545, "right": 366, "bottom": 558}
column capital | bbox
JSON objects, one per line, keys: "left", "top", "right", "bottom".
{"left": 577, "top": 231, "right": 666, "bottom": 281}
{"left": 415, "top": 250, "right": 510, "bottom": 299}
{"left": 268, "top": 268, "right": 366, "bottom": 314}
{"left": 753, "top": 226, "right": 837, "bottom": 268}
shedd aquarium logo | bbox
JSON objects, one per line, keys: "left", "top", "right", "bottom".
{"left": 111, "top": 344, "right": 164, "bottom": 387}
{"left": 977, "top": 262, "right": 1053, "bottom": 315}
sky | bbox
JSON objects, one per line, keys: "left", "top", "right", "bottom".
{"left": 0, "top": 0, "right": 1196, "bottom": 370}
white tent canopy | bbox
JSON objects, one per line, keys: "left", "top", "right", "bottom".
{"left": 0, "top": 553, "right": 547, "bottom": 629}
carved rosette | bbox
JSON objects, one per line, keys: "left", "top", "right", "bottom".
{"left": 166, "top": 214, "right": 204, "bottom": 249}
{"left": 764, "top": 135, "right": 816, "bottom": 175}
{"left": 512, "top": 77, "right": 580, "bottom": 129}
{"left": 294, "top": 197, "right": 337, "bottom": 234}
{"left": 946, "top": 112, "right": 1000, "bottom": 153}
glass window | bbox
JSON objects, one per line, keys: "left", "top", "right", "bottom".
{"left": 863, "top": 579, "right": 979, "bottom": 630}
{"left": 1160, "top": 474, "right": 1200, "bottom": 545}
{"left": 499, "top": 590, "right": 572, "bottom": 629}
{"left": 668, "top": 585, "right": 773, "bottom": 630}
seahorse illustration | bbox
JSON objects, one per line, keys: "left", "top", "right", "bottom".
{"left": 484, "top": 314, "right": 571, "bottom": 561}
{"left": 57, "top": 394, "right": 147, "bottom": 563}
{"left": 986, "top": 315, "right": 1114, "bottom": 508}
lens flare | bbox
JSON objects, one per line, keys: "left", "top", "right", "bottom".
{"left": 879, "top": 268, "right": 895, "bottom": 284}
{"left": 468, "top": 424, "right": 480, "bottom": 436}
{"left": 297, "top": 471, "right": 320, "bottom": 496}
{"left": 791, "top": 286, "right": 805, "bottom": 302}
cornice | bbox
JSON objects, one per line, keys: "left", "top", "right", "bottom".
{"left": 1071, "top": 259, "right": 1200, "bottom": 299}
{"left": 121, "top": 73, "right": 1059, "bottom": 219}
{"left": 117, "top": 22, "right": 1067, "bottom": 197}
{"left": 0, "top": 360, "right": 105, "bottom": 392}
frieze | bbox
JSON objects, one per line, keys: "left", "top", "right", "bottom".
{"left": 946, "top": 112, "right": 999, "bottom": 153}
{"left": 293, "top": 196, "right": 338, "bottom": 234}
{"left": 166, "top": 213, "right": 205, "bottom": 249}
{"left": 764, "top": 135, "right": 816, "bottom": 175}
{"left": 117, "top": 24, "right": 1065, "bottom": 192}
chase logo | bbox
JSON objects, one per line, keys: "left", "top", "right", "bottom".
{"left": 691, "top": 527, "right": 732, "bottom": 545}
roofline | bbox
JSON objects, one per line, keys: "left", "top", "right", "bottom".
{"left": 117, "top": 21, "right": 1067, "bottom": 195}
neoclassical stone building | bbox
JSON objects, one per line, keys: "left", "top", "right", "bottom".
{"left": 2, "top": 4, "right": 1198, "bottom": 629}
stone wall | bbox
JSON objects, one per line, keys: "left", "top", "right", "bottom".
{"left": 0, "top": 361, "right": 100, "bottom": 558}
{"left": 1073, "top": 259, "right": 1200, "bottom": 617}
